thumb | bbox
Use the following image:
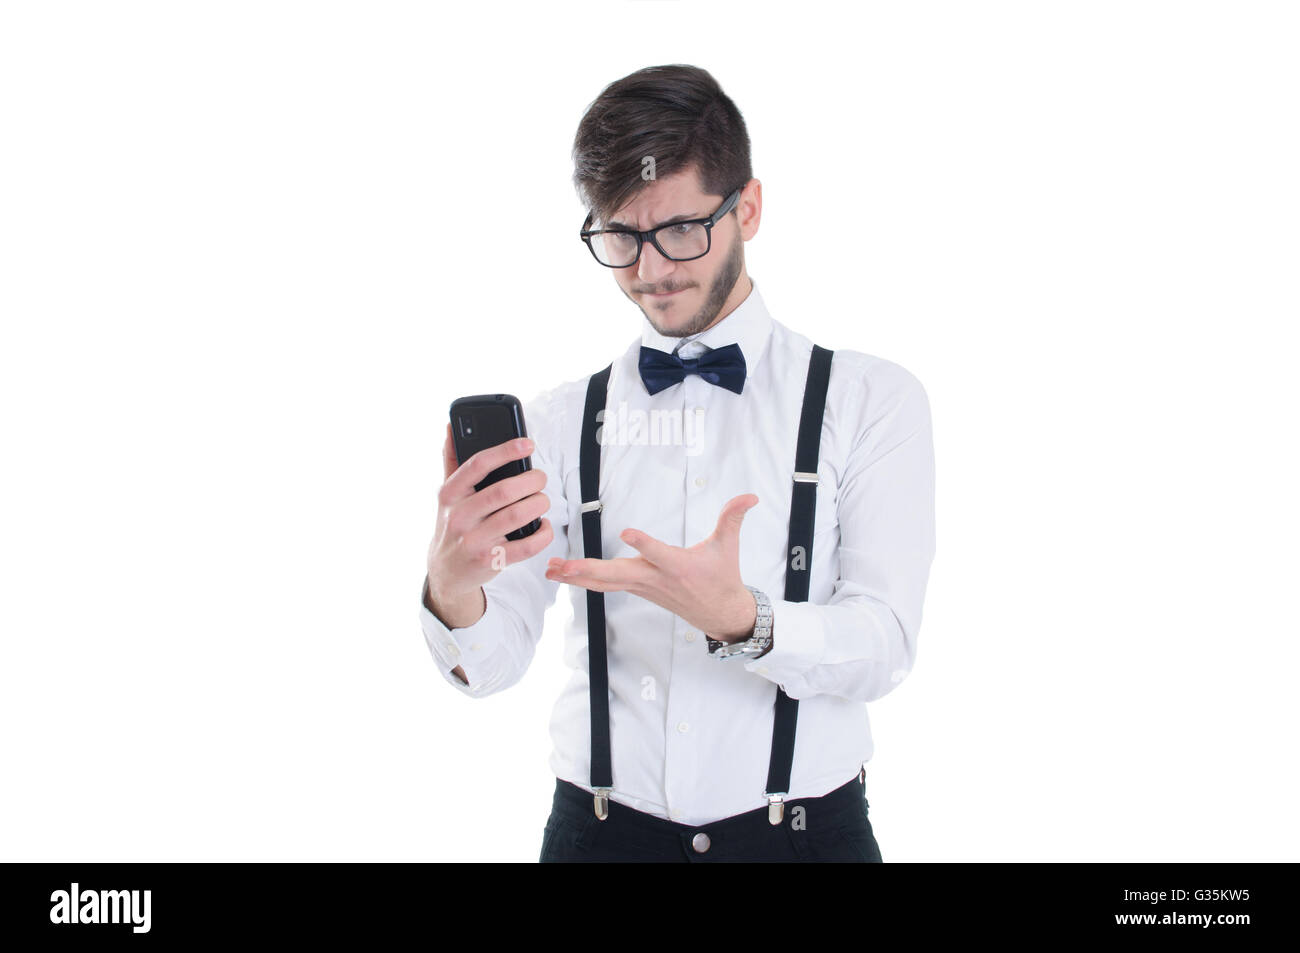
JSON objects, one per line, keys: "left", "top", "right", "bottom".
{"left": 713, "top": 493, "right": 759, "bottom": 546}
{"left": 442, "top": 422, "right": 460, "bottom": 480}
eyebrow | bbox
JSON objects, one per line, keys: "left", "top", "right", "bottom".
{"left": 606, "top": 209, "right": 707, "bottom": 231}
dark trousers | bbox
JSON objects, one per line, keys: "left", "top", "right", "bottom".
{"left": 539, "top": 772, "right": 883, "bottom": 863}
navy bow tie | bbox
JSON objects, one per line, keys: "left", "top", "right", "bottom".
{"left": 638, "top": 342, "right": 747, "bottom": 396}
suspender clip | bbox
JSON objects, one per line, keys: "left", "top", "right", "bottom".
{"left": 792, "top": 471, "right": 819, "bottom": 483}
{"left": 593, "top": 787, "right": 612, "bottom": 820}
{"left": 766, "top": 793, "right": 786, "bottom": 825}
{"left": 581, "top": 499, "right": 603, "bottom": 514}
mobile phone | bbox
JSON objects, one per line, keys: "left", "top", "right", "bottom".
{"left": 449, "top": 393, "right": 541, "bottom": 541}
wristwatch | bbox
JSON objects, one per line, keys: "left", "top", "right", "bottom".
{"left": 706, "top": 585, "right": 773, "bottom": 660}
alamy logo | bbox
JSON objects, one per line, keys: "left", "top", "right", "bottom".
{"left": 49, "top": 882, "right": 151, "bottom": 933}
{"left": 595, "top": 402, "right": 707, "bottom": 456}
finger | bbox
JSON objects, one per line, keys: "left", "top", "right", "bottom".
{"left": 547, "top": 556, "right": 647, "bottom": 587}
{"left": 459, "top": 467, "right": 547, "bottom": 527}
{"left": 444, "top": 436, "right": 535, "bottom": 505}
{"left": 474, "top": 517, "right": 554, "bottom": 573}
{"left": 472, "top": 489, "right": 551, "bottom": 547}
{"left": 484, "top": 518, "right": 555, "bottom": 570}
{"left": 619, "top": 527, "right": 677, "bottom": 566}
{"left": 544, "top": 569, "right": 631, "bottom": 594}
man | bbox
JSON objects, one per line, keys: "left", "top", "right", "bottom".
{"left": 421, "top": 64, "right": 935, "bottom": 862}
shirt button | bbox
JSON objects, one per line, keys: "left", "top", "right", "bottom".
{"left": 692, "top": 832, "right": 711, "bottom": 853}
{"left": 694, "top": 476, "right": 706, "bottom": 488}
{"left": 757, "top": 665, "right": 770, "bottom": 675}
{"left": 445, "top": 644, "right": 461, "bottom": 657}
{"left": 694, "top": 406, "right": 705, "bottom": 416}
{"left": 677, "top": 721, "right": 690, "bottom": 733}
{"left": 470, "top": 643, "right": 481, "bottom": 652}
{"left": 684, "top": 632, "right": 697, "bottom": 643}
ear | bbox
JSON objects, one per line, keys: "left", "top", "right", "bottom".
{"left": 737, "top": 178, "right": 762, "bottom": 241}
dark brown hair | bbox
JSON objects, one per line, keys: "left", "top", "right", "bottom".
{"left": 572, "top": 64, "right": 752, "bottom": 226}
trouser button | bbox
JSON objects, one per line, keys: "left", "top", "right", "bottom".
{"left": 691, "top": 832, "right": 711, "bottom": 853}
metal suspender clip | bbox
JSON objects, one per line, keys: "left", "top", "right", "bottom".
{"left": 792, "top": 471, "right": 819, "bottom": 483}
{"left": 593, "top": 787, "right": 612, "bottom": 820}
{"left": 581, "top": 499, "right": 603, "bottom": 514}
{"left": 766, "top": 792, "right": 786, "bottom": 825}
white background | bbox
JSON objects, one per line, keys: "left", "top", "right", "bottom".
{"left": 2, "top": 0, "right": 1297, "bottom": 862}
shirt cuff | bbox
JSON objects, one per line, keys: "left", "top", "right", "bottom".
{"left": 742, "top": 597, "right": 827, "bottom": 688}
{"left": 418, "top": 578, "right": 497, "bottom": 696}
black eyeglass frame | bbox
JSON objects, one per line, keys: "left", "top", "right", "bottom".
{"left": 579, "top": 187, "right": 743, "bottom": 268}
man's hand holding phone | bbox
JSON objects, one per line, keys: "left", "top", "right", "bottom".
{"left": 424, "top": 423, "right": 554, "bottom": 683}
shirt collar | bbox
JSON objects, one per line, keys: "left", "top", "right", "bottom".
{"left": 639, "top": 277, "right": 773, "bottom": 369}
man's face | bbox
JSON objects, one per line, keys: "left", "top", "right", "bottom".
{"left": 600, "top": 168, "right": 760, "bottom": 338}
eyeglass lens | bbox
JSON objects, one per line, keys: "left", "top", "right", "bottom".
{"left": 589, "top": 222, "right": 709, "bottom": 266}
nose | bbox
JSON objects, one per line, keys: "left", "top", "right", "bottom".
{"left": 636, "top": 238, "right": 676, "bottom": 285}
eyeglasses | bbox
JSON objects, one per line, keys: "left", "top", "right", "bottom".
{"left": 579, "top": 188, "right": 742, "bottom": 268}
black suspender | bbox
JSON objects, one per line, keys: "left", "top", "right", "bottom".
{"left": 579, "top": 362, "right": 614, "bottom": 820}
{"left": 765, "top": 342, "right": 834, "bottom": 822}
{"left": 578, "top": 344, "right": 835, "bottom": 822}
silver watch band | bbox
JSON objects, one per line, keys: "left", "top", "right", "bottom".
{"left": 707, "top": 585, "right": 773, "bottom": 659}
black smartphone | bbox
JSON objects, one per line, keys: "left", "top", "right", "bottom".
{"left": 449, "top": 393, "right": 541, "bottom": 541}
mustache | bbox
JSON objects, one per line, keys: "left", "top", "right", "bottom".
{"left": 636, "top": 284, "right": 694, "bottom": 294}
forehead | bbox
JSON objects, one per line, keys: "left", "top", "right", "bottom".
{"left": 606, "top": 168, "right": 711, "bottom": 229}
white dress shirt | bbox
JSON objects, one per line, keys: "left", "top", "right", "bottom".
{"left": 420, "top": 279, "right": 936, "bottom": 827}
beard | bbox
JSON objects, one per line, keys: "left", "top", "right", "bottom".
{"left": 631, "top": 231, "right": 745, "bottom": 338}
